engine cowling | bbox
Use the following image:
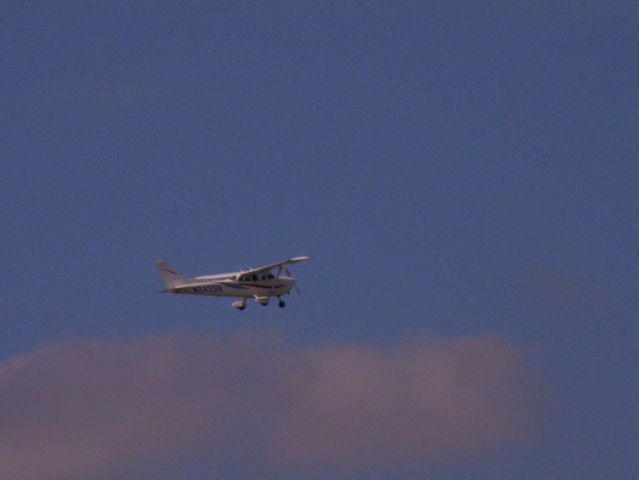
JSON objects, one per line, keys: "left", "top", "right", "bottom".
{"left": 254, "top": 296, "right": 270, "bottom": 306}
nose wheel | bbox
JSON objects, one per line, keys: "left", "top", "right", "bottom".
{"left": 278, "top": 299, "right": 286, "bottom": 308}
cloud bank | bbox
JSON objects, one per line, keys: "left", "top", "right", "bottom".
{"left": 0, "top": 330, "right": 536, "bottom": 479}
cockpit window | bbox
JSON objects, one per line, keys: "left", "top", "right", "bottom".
{"left": 252, "top": 274, "right": 258, "bottom": 281}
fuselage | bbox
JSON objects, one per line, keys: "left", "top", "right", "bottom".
{"left": 170, "top": 275, "right": 295, "bottom": 299}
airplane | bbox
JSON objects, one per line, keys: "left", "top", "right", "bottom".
{"left": 155, "top": 256, "right": 310, "bottom": 310}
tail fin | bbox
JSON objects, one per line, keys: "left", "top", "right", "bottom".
{"left": 155, "top": 261, "right": 187, "bottom": 289}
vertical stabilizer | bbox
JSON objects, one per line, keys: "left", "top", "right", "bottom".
{"left": 155, "top": 261, "right": 187, "bottom": 289}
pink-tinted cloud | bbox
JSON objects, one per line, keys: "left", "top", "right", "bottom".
{"left": 0, "top": 331, "right": 537, "bottom": 479}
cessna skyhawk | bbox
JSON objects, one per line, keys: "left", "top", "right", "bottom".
{"left": 155, "top": 256, "right": 309, "bottom": 310}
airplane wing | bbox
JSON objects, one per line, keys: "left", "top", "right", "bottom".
{"left": 195, "top": 272, "right": 240, "bottom": 281}
{"left": 240, "top": 256, "right": 310, "bottom": 276}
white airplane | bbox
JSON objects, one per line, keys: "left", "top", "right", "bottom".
{"left": 155, "top": 256, "right": 310, "bottom": 310}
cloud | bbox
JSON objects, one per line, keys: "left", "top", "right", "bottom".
{"left": 0, "top": 330, "right": 537, "bottom": 479}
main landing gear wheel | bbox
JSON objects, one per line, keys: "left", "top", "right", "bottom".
{"left": 232, "top": 300, "right": 247, "bottom": 310}
{"left": 278, "top": 300, "right": 286, "bottom": 308}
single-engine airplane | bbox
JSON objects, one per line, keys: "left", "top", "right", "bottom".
{"left": 155, "top": 256, "right": 310, "bottom": 310}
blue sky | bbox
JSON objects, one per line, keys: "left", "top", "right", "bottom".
{"left": 2, "top": 2, "right": 638, "bottom": 479}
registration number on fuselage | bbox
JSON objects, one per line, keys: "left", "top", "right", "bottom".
{"left": 192, "top": 285, "right": 223, "bottom": 293}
